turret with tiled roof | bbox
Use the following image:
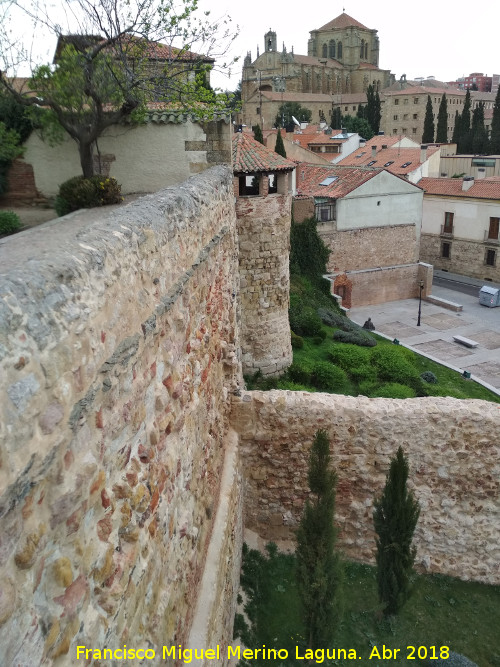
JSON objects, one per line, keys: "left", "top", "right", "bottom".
{"left": 232, "top": 132, "right": 295, "bottom": 174}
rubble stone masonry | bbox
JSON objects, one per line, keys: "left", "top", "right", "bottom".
{"left": 0, "top": 166, "right": 243, "bottom": 665}
{"left": 232, "top": 390, "right": 500, "bottom": 585}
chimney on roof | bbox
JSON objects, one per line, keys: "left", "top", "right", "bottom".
{"left": 462, "top": 176, "right": 474, "bottom": 191}
{"left": 371, "top": 145, "right": 377, "bottom": 158}
{"left": 477, "top": 168, "right": 486, "bottom": 180}
{"left": 341, "top": 127, "right": 347, "bottom": 135}
{"left": 420, "top": 145, "right": 427, "bottom": 164}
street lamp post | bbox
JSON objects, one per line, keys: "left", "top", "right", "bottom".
{"left": 417, "top": 280, "right": 424, "bottom": 326}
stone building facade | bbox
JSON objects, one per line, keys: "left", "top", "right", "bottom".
{"left": 241, "top": 13, "right": 394, "bottom": 130}
{"left": 419, "top": 175, "right": 500, "bottom": 281}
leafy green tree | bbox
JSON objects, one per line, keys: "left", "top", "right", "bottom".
{"left": 373, "top": 446, "right": 420, "bottom": 616}
{"left": 435, "top": 93, "right": 448, "bottom": 143}
{"left": 274, "top": 128, "right": 287, "bottom": 157}
{"left": 422, "top": 95, "right": 435, "bottom": 143}
{"left": 330, "top": 106, "right": 342, "bottom": 129}
{"left": 253, "top": 124, "right": 264, "bottom": 144}
{"left": 296, "top": 430, "right": 343, "bottom": 649}
{"left": 0, "top": 0, "right": 237, "bottom": 178}
{"left": 356, "top": 104, "right": 366, "bottom": 119}
{"left": 490, "top": 85, "right": 500, "bottom": 154}
{"left": 471, "top": 101, "right": 489, "bottom": 154}
{"left": 366, "top": 83, "right": 381, "bottom": 134}
{"left": 0, "top": 123, "right": 24, "bottom": 194}
{"left": 275, "top": 102, "right": 312, "bottom": 129}
{"left": 342, "top": 114, "right": 374, "bottom": 140}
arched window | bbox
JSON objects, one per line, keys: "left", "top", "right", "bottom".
{"left": 337, "top": 41, "right": 342, "bottom": 59}
{"left": 322, "top": 43, "right": 328, "bottom": 58}
{"left": 360, "top": 39, "right": 364, "bottom": 58}
{"left": 329, "top": 40, "right": 335, "bottom": 59}
{"left": 364, "top": 43, "right": 368, "bottom": 59}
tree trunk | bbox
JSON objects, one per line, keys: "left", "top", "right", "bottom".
{"left": 79, "top": 141, "right": 94, "bottom": 178}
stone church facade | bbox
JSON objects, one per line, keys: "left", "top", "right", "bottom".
{"left": 241, "top": 13, "right": 394, "bottom": 129}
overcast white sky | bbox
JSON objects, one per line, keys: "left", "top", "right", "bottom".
{"left": 6, "top": 0, "right": 499, "bottom": 92}
{"left": 200, "top": 0, "right": 499, "bottom": 91}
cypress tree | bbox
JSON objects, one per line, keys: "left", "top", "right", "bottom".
{"left": 458, "top": 89, "right": 472, "bottom": 153}
{"left": 373, "top": 446, "right": 420, "bottom": 616}
{"left": 253, "top": 124, "right": 264, "bottom": 144}
{"left": 422, "top": 95, "right": 435, "bottom": 143}
{"left": 331, "top": 106, "right": 342, "bottom": 129}
{"left": 296, "top": 430, "right": 343, "bottom": 649}
{"left": 490, "top": 85, "right": 500, "bottom": 154}
{"left": 274, "top": 128, "right": 287, "bottom": 158}
{"left": 366, "top": 84, "right": 381, "bottom": 134}
{"left": 435, "top": 93, "right": 448, "bottom": 143}
{"left": 471, "top": 102, "right": 488, "bottom": 154}
{"left": 451, "top": 109, "right": 461, "bottom": 146}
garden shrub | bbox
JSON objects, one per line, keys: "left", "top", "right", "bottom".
{"left": 0, "top": 210, "right": 21, "bottom": 235}
{"left": 421, "top": 371, "right": 438, "bottom": 384}
{"left": 370, "top": 346, "right": 419, "bottom": 384}
{"left": 56, "top": 175, "right": 122, "bottom": 216}
{"left": 328, "top": 343, "right": 371, "bottom": 370}
{"left": 312, "top": 335, "right": 324, "bottom": 345}
{"left": 358, "top": 380, "right": 378, "bottom": 396}
{"left": 287, "top": 361, "right": 313, "bottom": 385}
{"left": 310, "top": 361, "right": 348, "bottom": 392}
{"left": 371, "top": 383, "right": 417, "bottom": 399}
{"left": 276, "top": 380, "right": 313, "bottom": 392}
{"left": 349, "top": 364, "right": 378, "bottom": 384}
{"left": 289, "top": 304, "right": 323, "bottom": 337}
{"left": 333, "top": 329, "right": 377, "bottom": 347}
{"left": 291, "top": 331, "right": 304, "bottom": 349}
{"left": 317, "top": 307, "right": 346, "bottom": 328}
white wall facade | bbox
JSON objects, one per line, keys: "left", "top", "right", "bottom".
{"left": 422, "top": 195, "right": 500, "bottom": 241}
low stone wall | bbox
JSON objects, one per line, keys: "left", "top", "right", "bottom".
{"left": 328, "top": 262, "right": 433, "bottom": 308}
{"left": 232, "top": 390, "right": 500, "bottom": 584}
{"left": 0, "top": 166, "right": 242, "bottom": 665}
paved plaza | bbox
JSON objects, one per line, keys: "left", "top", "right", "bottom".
{"left": 349, "top": 278, "right": 500, "bottom": 392}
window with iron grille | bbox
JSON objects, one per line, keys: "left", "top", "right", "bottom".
{"left": 485, "top": 248, "right": 496, "bottom": 266}
{"left": 441, "top": 242, "right": 451, "bottom": 258}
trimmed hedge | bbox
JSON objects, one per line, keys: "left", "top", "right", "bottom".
{"left": 328, "top": 343, "right": 371, "bottom": 370}
{"left": 310, "top": 361, "right": 348, "bottom": 392}
{"left": 370, "top": 346, "right": 419, "bottom": 384}
{"left": 333, "top": 329, "right": 377, "bottom": 347}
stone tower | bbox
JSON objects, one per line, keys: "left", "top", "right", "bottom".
{"left": 264, "top": 29, "right": 277, "bottom": 52}
{"left": 232, "top": 131, "right": 295, "bottom": 376}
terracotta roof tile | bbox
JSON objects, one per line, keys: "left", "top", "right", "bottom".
{"left": 382, "top": 86, "right": 465, "bottom": 97}
{"left": 259, "top": 91, "right": 339, "bottom": 103}
{"left": 296, "top": 163, "right": 385, "bottom": 198}
{"left": 420, "top": 177, "right": 500, "bottom": 200}
{"left": 232, "top": 132, "right": 295, "bottom": 173}
{"left": 337, "top": 146, "right": 439, "bottom": 175}
{"left": 316, "top": 13, "right": 371, "bottom": 31}
{"left": 293, "top": 54, "right": 343, "bottom": 67}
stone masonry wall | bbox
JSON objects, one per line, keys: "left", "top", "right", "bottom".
{"left": 420, "top": 233, "right": 500, "bottom": 283}
{"left": 236, "top": 194, "right": 293, "bottom": 376}
{"left": 0, "top": 166, "right": 243, "bottom": 665}
{"left": 232, "top": 390, "right": 500, "bottom": 585}
{"left": 320, "top": 224, "right": 418, "bottom": 273}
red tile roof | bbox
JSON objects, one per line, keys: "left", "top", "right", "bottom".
{"left": 337, "top": 146, "right": 439, "bottom": 175}
{"left": 382, "top": 86, "right": 465, "bottom": 97}
{"left": 420, "top": 177, "right": 500, "bottom": 200}
{"left": 259, "top": 91, "right": 338, "bottom": 103}
{"left": 296, "top": 163, "right": 388, "bottom": 198}
{"left": 317, "top": 13, "right": 371, "bottom": 31}
{"left": 232, "top": 132, "right": 295, "bottom": 173}
{"left": 293, "top": 54, "right": 343, "bottom": 67}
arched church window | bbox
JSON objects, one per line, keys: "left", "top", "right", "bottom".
{"left": 322, "top": 43, "right": 327, "bottom": 58}
{"left": 364, "top": 43, "right": 368, "bottom": 59}
{"left": 329, "top": 40, "right": 335, "bottom": 59}
{"left": 337, "top": 41, "right": 342, "bottom": 59}
{"left": 360, "top": 39, "right": 364, "bottom": 58}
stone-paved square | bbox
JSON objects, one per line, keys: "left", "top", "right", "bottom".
{"left": 420, "top": 313, "right": 470, "bottom": 330}
{"left": 466, "top": 360, "right": 500, "bottom": 388}
{"left": 376, "top": 321, "right": 427, "bottom": 338}
{"left": 412, "top": 339, "right": 473, "bottom": 359}
{"left": 467, "top": 330, "right": 500, "bottom": 350}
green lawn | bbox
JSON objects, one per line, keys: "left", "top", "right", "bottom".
{"left": 235, "top": 547, "right": 500, "bottom": 666}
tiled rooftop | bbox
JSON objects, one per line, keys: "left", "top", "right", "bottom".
{"left": 337, "top": 145, "right": 439, "bottom": 175}
{"left": 420, "top": 177, "right": 500, "bottom": 200}
{"left": 296, "top": 163, "right": 381, "bottom": 198}
{"left": 316, "top": 12, "right": 370, "bottom": 31}
{"left": 232, "top": 132, "right": 296, "bottom": 173}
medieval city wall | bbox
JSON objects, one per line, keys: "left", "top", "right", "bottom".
{"left": 0, "top": 166, "right": 243, "bottom": 665}
{"left": 232, "top": 390, "right": 500, "bottom": 585}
